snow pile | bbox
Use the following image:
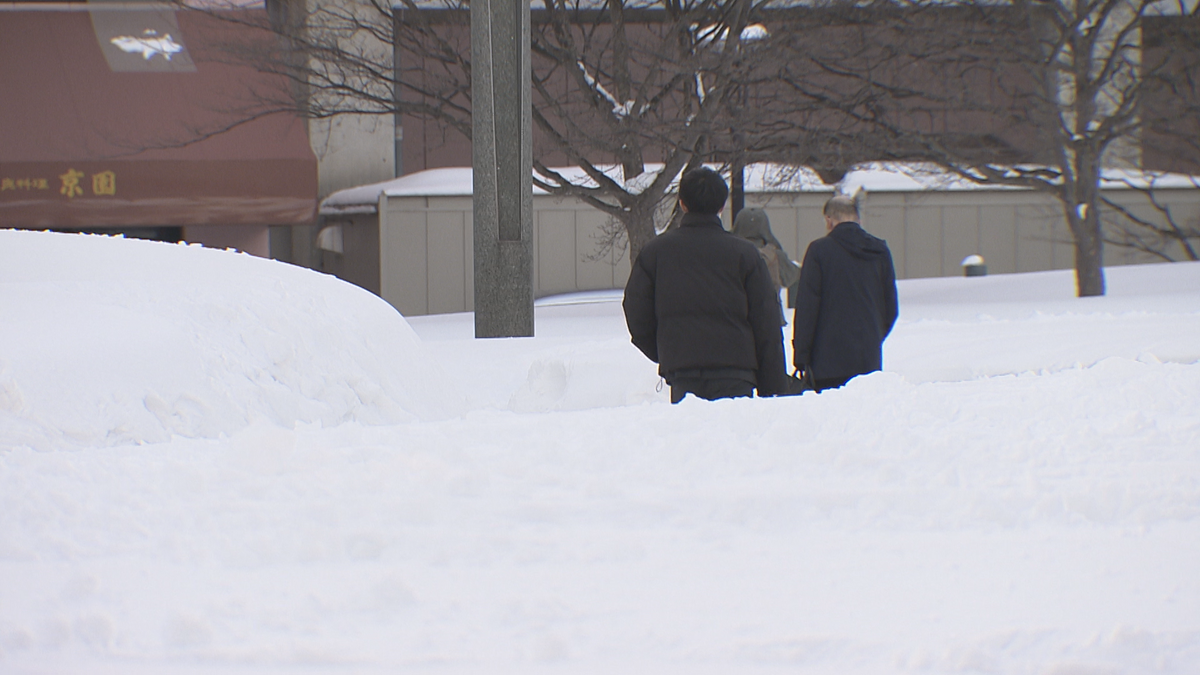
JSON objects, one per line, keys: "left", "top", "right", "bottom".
{"left": 1, "top": 230, "right": 1199, "bottom": 675}
{"left": 0, "top": 230, "right": 462, "bottom": 451}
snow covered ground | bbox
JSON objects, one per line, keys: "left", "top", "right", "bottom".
{"left": 2, "top": 229, "right": 1199, "bottom": 675}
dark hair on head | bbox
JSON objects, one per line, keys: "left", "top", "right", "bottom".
{"left": 678, "top": 168, "right": 728, "bottom": 215}
{"left": 823, "top": 194, "right": 859, "bottom": 222}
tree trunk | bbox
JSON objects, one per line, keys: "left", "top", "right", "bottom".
{"left": 1071, "top": 212, "right": 1106, "bottom": 297}
{"left": 621, "top": 200, "right": 661, "bottom": 263}
{"left": 1066, "top": 154, "right": 1106, "bottom": 297}
{"left": 730, "top": 161, "right": 745, "bottom": 221}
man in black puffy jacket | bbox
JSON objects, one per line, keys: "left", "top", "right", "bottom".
{"left": 792, "top": 195, "right": 899, "bottom": 391}
{"left": 623, "top": 168, "right": 790, "bottom": 403}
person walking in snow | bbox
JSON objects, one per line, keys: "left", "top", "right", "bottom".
{"left": 623, "top": 168, "right": 791, "bottom": 403}
{"left": 792, "top": 195, "right": 899, "bottom": 391}
{"left": 732, "top": 207, "right": 801, "bottom": 325}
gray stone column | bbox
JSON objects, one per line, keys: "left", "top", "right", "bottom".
{"left": 471, "top": 0, "right": 533, "bottom": 338}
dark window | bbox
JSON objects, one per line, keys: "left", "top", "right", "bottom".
{"left": 53, "top": 227, "right": 184, "bottom": 243}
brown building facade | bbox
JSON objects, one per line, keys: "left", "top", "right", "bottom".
{"left": 0, "top": 2, "right": 318, "bottom": 256}
{"left": 393, "top": 4, "right": 1199, "bottom": 179}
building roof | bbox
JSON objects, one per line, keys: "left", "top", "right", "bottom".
{"left": 319, "top": 162, "right": 1200, "bottom": 216}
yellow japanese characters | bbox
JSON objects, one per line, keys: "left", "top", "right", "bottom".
{"left": 0, "top": 170, "right": 117, "bottom": 199}
{"left": 59, "top": 168, "right": 85, "bottom": 198}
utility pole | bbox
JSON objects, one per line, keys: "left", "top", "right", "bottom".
{"left": 471, "top": 0, "right": 533, "bottom": 337}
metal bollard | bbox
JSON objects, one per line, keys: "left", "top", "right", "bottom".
{"left": 961, "top": 254, "right": 987, "bottom": 277}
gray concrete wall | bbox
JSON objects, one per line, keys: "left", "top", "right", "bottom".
{"left": 380, "top": 194, "right": 631, "bottom": 316}
{"left": 742, "top": 188, "right": 1199, "bottom": 277}
{"left": 378, "top": 186, "right": 1199, "bottom": 317}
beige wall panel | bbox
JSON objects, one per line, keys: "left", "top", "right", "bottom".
{"left": 795, "top": 199, "right": 829, "bottom": 255}
{"left": 1108, "top": 191, "right": 1200, "bottom": 263}
{"left": 380, "top": 202, "right": 428, "bottom": 317}
{"left": 764, "top": 206, "right": 801, "bottom": 262}
{"left": 785, "top": 197, "right": 829, "bottom": 265}
{"left": 1171, "top": 192, "right": 1200, "bottom": 213}
{"left": 961, "top": 191, "right": 1004, "bottom": 206}
{"left": 376, "top": 186, "right": 1198, "bottom": 315}
{"left": 942, "top": 205, "right": 982, "bottom": 276}
{"left": 575, "top": 209, "right": 624, "bottom": 290}
{"left": 1048, "top": 217, "right": 1075, "bottom": 271}
{"left": 426, "top": 211, "right": 468, "bottom": 314}
{"left": 463, "top": 208, "right": 475, "bottom": 310}
{"left": 862, "top": 199, "right": 907, "bottom": 278}
{"left": 537, "top": 210, "right": 578, "bottom": 295}
{"left": 1163, "top": 195, "right": 1200, "bottom": 260}
{"left": 904, "top": 204, "right": 944, "bottom": 278}
{"left": 529, "top": 206, "right": 541, "bottom": 295}
{"left": 1015, "top": 204, "right": 1057, "bottom": 273}
{"left": 612, "top": 228, "right": 632, "bottom": 287}
{"left": 427, "top": 196, "right": 474, "bottom": 212}
{"left": 979, "top": 204, "right": 1018, "bottom": 275}
{"left": 1103, "top": 200, "right": 1165, "bottom": 265}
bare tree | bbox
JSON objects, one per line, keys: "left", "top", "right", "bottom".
{"left": 528, "top": 0, "right": 766, "bottom": 257}
{"left": 185, "top": 0, "right": 1200, "bottom": 285}
{"left": 767, "top": 0, "right": 1200, "bottom": 297}
{"left": 1102, "top": 9, "right": 1200, "bottom": 262}
{"left": 1100, "top": 175, "right": 1200, "bottom": 261}
{"left": 184, "top": 0, "right": 785, "bottom": 260}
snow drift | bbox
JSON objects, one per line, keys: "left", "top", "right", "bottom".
{"left": 0, "top": 230, "right": 463, "bottom": 451}
{"left": 2, "top": 229, "right": 1199, "bottom": 675}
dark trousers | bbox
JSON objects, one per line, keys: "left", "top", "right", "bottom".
{"left": 814, "top": 375, "right": 852, "bottom": 392}
{"left": 670, "top": 377, "right": 755, "bottom": 404}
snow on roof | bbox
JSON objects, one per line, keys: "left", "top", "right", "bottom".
{"left": 319, "top": 162, "right": 1200, "bottom": 215}
{"left": 1098, "top": 168, "right": 1200, "bottom": 190}
{"left": 321, "top": 165, "right": 660, "bottom": 215}
{"left": 319, "top": 168, "right": 476, "bottom": 215}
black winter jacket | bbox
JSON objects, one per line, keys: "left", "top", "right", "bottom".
{"left": 623, "top": 212, "right": 789, "bottom": 396}
{"left": 792, "top": 221, "right": 899, "bottom": 382}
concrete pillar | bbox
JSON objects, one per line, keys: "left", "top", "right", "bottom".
{"left": 471, "top": 0, "right": 534, "bottom": 338}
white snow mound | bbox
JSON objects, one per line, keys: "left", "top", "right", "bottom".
{"left": 0, "top": 230, "right": 464, "bottom": 450}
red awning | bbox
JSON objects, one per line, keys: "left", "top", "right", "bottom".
{"left": 0, "top": 4, "right": 318, "bottom": 228}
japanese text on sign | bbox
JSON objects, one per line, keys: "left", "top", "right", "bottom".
{"left": 0, "top": 177, "right": 51, "bottom": 192}
{"left": 1, "top": 170, "right": 118, "bottom": 199}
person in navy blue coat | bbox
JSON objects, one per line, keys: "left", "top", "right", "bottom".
{"left": 623, "top": 168, "right": 790, "bottom": 403}
{"left": 792, "top": 195, "right": 899, "bottom": 391}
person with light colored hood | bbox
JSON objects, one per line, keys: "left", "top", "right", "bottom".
{"left": 732, "top": 207, "right": 800, "bottom": 324}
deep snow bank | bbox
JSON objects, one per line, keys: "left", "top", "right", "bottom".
{"left": 0, "top": 230, "right": 463, "bottom": 450}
